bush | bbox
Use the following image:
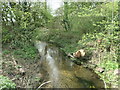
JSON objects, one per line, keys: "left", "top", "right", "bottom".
{"left": 77, "top": 30, "right": 119, "bottom": 88}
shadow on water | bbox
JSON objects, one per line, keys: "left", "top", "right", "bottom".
{"left": 35, "top": 41, "right": 105, "bottom": 88}
{"left": 76, "top": 77, "right": 95, "bottom": 88}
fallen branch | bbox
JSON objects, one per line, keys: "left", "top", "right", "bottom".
{"left": 37, "top": 81, "right": 51, "bottom": 89}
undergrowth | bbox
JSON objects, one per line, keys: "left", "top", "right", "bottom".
{"left": 34, "top": 28, "right": 82, "bottom": 53}
{"left": 0, "top": 75, "right": 16, "bottom": 89}
{"left": 77, "top": 31, "right": 119, "bottom": 88}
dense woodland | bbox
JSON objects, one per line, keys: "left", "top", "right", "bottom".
{"left": 0, "top": 1, "right": 120, "bottom": 89}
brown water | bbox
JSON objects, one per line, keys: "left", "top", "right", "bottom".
{"left": 35, "top": 41, "right": 104, "bottom": 88}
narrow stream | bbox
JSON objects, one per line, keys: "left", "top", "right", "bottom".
{"left": 35, "top": 41, "right": 104, "bottom": 88}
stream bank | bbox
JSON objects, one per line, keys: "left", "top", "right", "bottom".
{"left": 2, "top": 41, "right": 105, "bottom": 88}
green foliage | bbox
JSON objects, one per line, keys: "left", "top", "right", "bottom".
{"left": 12, "top": 42, "right": 38, "bottom": 59}
{"left": 2, "top": 2, "right": 52, "bottom": 60}
{"left": 96, "top": 57, "right": 118, "bottom": 87}
{"left": 34, "top": 28, "right": 82, "bottom": 53}
{"left": 2, "top": 2, "right": 52, "bottom": 44}
{"left": 100, "top": 59, "right": 118, "bottom": 71}
{"left": 78, "top": 30, "right": 119, "bottom": 50}
{"left": 77, "top": 29, "right": 119, "bottom": 88}
{"left": 2, "top": 50, "right": 11, "bottom": 55}
{"left": 0, "top": 75, "right": 16, "bottom": 89}
{"left": 76, "top": 3, "right": 119, "bottom": 86}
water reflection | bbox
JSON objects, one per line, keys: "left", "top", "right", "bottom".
{"left": 35, "top": 41, "right": 104, "bottom": 88}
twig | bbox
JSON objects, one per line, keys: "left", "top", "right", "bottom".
{"left": 37, "top": 81, "right": 51, "bottom": 89}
